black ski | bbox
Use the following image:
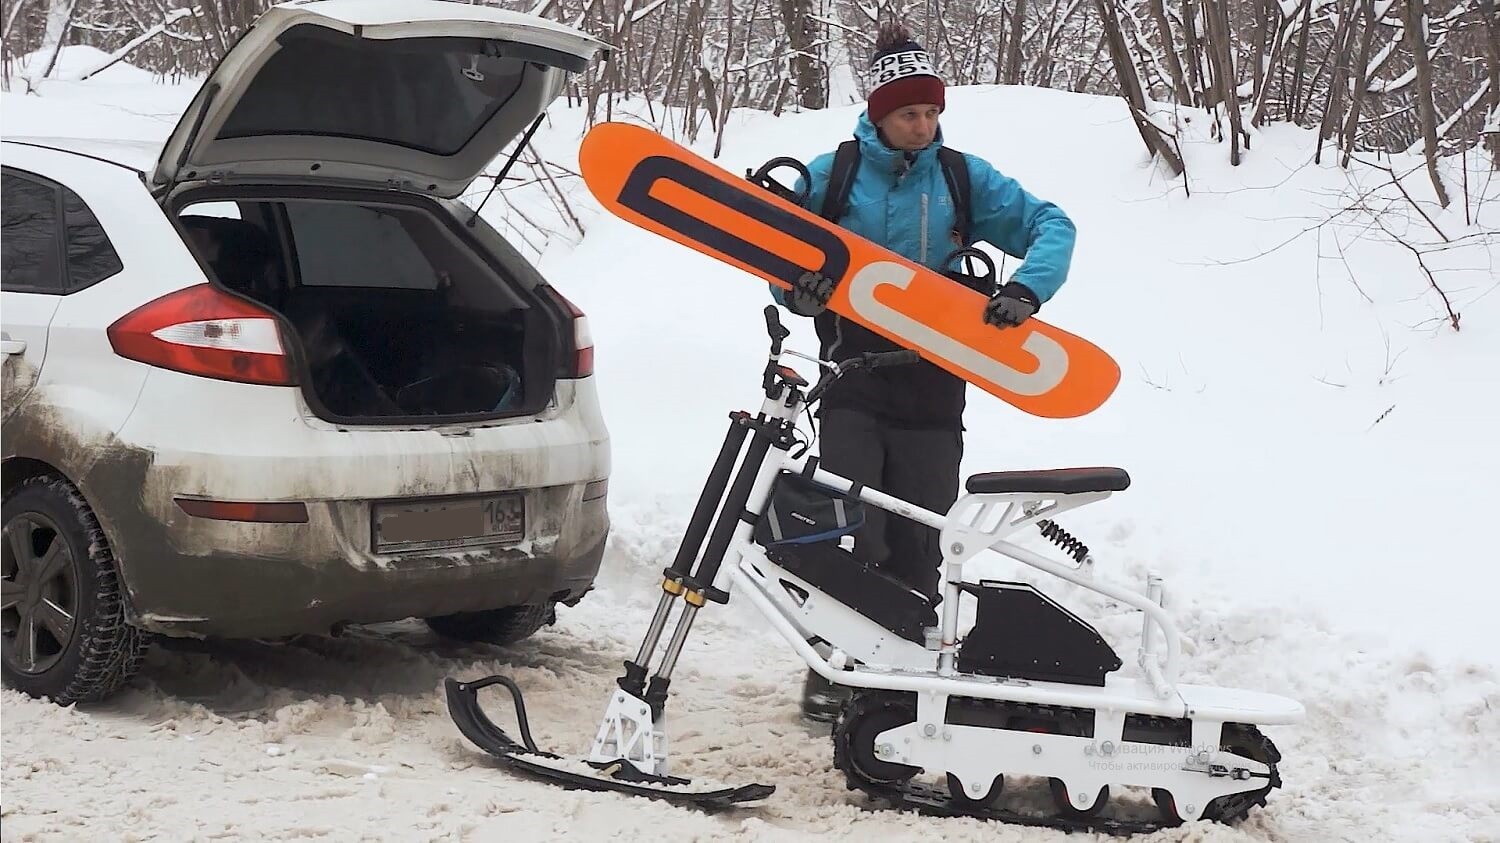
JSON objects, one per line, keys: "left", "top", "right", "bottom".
{"left": 445, "top": 676, "right": 774, "bottom": 810}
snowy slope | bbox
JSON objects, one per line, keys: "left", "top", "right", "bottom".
{"left": 3, "top": 53, "right": 1499, "bottom": 842}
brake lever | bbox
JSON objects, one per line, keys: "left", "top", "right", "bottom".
{"left": 780, "top": 349, "right": 838, "bottom": 376}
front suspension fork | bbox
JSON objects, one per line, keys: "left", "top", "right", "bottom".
{"left": 617, "top": 410, "right": 775, "bottom": 715}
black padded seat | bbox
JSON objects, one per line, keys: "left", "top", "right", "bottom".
{"left": 965, "top": 467, "right": 1131, "bottom": 495}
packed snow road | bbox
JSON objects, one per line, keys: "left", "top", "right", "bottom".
{"left": 4, "top": 535, "right": 1496, "bottom": 842}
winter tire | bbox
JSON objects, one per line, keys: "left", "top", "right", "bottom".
{"left": 426, "top": 602, "right": 557, "bottom": 646}
{"left": 1, "top": 475, "right": 149, "bottom": 704}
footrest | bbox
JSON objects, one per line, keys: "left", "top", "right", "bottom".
{"left": 965, "top": 467, "right": 1130, "bottom": 495}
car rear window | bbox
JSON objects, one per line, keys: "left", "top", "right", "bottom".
{"left": 216, "top": 25, "right": 535, "bottom": 156}
{"left": 284, "top": 201, "right": 442, "bottom": 290}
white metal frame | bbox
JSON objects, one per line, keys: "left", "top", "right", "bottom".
{"left": 590, "top": 687, "right": 673, "bottom": 776}
{"left": 589, "top": 346, "right": 1304, "bottom": 820}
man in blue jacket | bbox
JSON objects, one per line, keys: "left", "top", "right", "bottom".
{"left": 776, "top": 22, "right": 1077, "bottom": 721}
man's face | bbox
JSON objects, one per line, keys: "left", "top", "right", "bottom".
{"left": 878, "top": 104, "right": 941, "bottom": 151}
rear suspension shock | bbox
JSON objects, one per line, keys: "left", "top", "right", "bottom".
{"left": 1037, "top": 519, "right": 1090, "bottom": 564}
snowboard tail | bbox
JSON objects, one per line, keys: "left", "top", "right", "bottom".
{"left": 578, "top": 122, "right": 1120, "bottom": 419}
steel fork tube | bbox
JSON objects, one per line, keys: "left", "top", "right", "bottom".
{"left": 692, "top": 433, "right": 775, "bottom": 586}
{"left": 669, "top": 417, "right": 750, "bottom": 576}
{"left": 653, "top": 603, "right": 700, "bottom": 681}
{"left": 633, "top": 591, "right": 676, "bottom": 667}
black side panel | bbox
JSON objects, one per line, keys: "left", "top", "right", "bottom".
{"left": 762, "top": 541, "right": 936, "bottom": 644}
{"left": 956, "top": 581, "right": 1122, "bottom": 686}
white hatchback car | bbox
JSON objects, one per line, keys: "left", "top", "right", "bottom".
{"left": 2, "top": 0, "right": 612, "bottom": 704}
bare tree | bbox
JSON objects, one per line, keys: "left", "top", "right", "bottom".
{"left": 1314, "top": 0, "right": 1360, "bottom": 163}
{"left": 1005, "top": 0, "right": 1029, "bottom": 84}
{"left": 1147, "top": 0, "right": 1193, "bottom": 102}
{"left": 778, "top": 0, "right": 827, "bottom": 108}
{"left": 1404, "top": 0, "right": 1453, "bottom": 206}
{"left": 1337, "top": 0, "right": 1378, "bottom": 166}
{"left": 1478, "top": 0, "right": 1500, "bottom": 165}
{"left": 3, "top": 0, "right": 1494, "bottom": 169}
{"left": 33, "top": 0, "right": 78, "bottom": 80}
{"left": 1096, "top": 0, "right": 1186, "bottom": 173}
{"left": 1201, "top": 0, "right": 1247, "bottom": 162}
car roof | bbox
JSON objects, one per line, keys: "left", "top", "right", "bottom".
{"left": 2, "top": 136, "right": 160, "bottom": 174}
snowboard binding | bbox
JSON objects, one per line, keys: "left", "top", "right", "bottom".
{"left": 744, "top": 156, "right": 812, "bottom": 206}
{"left": 446, "top": 306, "right": 1303, "bottom": 832}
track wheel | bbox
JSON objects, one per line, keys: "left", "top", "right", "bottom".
{"left": 946, "top": 771, "right": 1004, "bottom": 807}
{"left": 1154, "top": 723, "right": 1282, "bottom": 825}
{"left": 832, "top": 691, "right": 921, "bottom": 787}
{"left": 1049, "top": 779, "right": 1109, "bottom": 817}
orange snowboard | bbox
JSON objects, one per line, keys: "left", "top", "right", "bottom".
{"left": 578, "top": 122, "right": 1120, "bottom": 418}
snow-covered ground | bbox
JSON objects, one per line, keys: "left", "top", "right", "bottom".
{"left": 3, "top": 49, "right": 1499, "bottom": 842}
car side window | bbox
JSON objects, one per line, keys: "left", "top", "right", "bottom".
{"left": 62, "top": 185, "right": 123, "bottom": 291}
{"left": 1, "top": 170, "right": 65, "bottom": 294}
{"left": 1, "top": 167, "right": 124, "bottom": 295}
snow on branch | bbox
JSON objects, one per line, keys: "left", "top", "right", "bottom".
{"left": 629, "top": 0, "right": 671, "bottom": 24}
{"left": 810, "top": 13, "right": 874, "bottom": 45}
{"left": 1368, "top": 65, "right": 1417, "bottom": 95}
{"left": 73, "top": 6, "right": 194, "bottom": 82}
{"left": 1411, "top": 78, "right": 1493, "bottom": 152}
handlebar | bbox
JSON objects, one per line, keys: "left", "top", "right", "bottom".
{"left": 800, "top": 348, "right": 921, "bottom": 407}
{"left": 763, "top": 305, "right": 920, "bottom": 407}
{"left": 856, "top": 349, "right": 921, "bottom": 369}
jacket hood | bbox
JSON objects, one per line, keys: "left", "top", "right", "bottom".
{"left": 854, "top": 110, "right": 946, "bottom": 180}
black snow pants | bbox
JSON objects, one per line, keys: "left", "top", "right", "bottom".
{"left": 817, "top": 408, "right": 964, "bottom": 605}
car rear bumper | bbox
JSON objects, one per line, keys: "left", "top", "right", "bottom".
{"left": 109, "top": 489, "right": 608, "bottom": 639}
{"left": 83, "top": 374, "right": 610, "bottom": 639}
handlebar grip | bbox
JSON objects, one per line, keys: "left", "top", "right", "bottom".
{"left": 863, "top": 350, "right": 922, "bottom": 368}
{"left": 764, "top": 305, "right": 789, "bottom": 339}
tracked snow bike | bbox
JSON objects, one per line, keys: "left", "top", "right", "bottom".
{"left": 446, "top": 306, "right": 1303, "bottom": 833}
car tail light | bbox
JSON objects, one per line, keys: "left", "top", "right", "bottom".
{"left": 542, "top": 286, "right": 594, "bottom": 378}
{"left": 107, "top": 284, "right": 295, "bottom": 386}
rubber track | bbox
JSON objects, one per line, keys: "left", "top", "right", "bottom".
{"left": 830, "top": 692, "right": 1281, "bottom": 836}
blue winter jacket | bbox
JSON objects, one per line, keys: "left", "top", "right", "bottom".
{"left": 774, "top": 111, "right": 1076, "bottom": 302}
{"left": 768, "top": 112, "right": 1076, "bottom": 427}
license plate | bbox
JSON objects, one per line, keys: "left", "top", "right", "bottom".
{"left": 372, "top": 493, "right": 524, "bottom": 554}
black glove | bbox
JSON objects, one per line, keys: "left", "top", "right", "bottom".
{"left": 983, "top": 281, "right": 1040, "bottom": 328}
{"left": 784, "top": 270, "right": 836, "bottom": 317}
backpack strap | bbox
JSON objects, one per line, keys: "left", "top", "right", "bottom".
{"left": 937, "top": 145, "right": 972, "bottom": 245}
{"left": 821, "top": 140, "right": 972, "bottom": 244}
{"left": 818, "top": 139, "right": 862, "bottom": 223}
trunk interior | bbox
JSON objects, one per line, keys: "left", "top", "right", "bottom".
{"left": 174, "top": 193, "right": 559, "bottom": 423}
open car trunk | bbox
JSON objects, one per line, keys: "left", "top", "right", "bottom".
{"left": 150, "top": 0, "right": 610, "bottom": 198}
{"left": 176, "top": 192, "right": 563, "bottom": 423}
